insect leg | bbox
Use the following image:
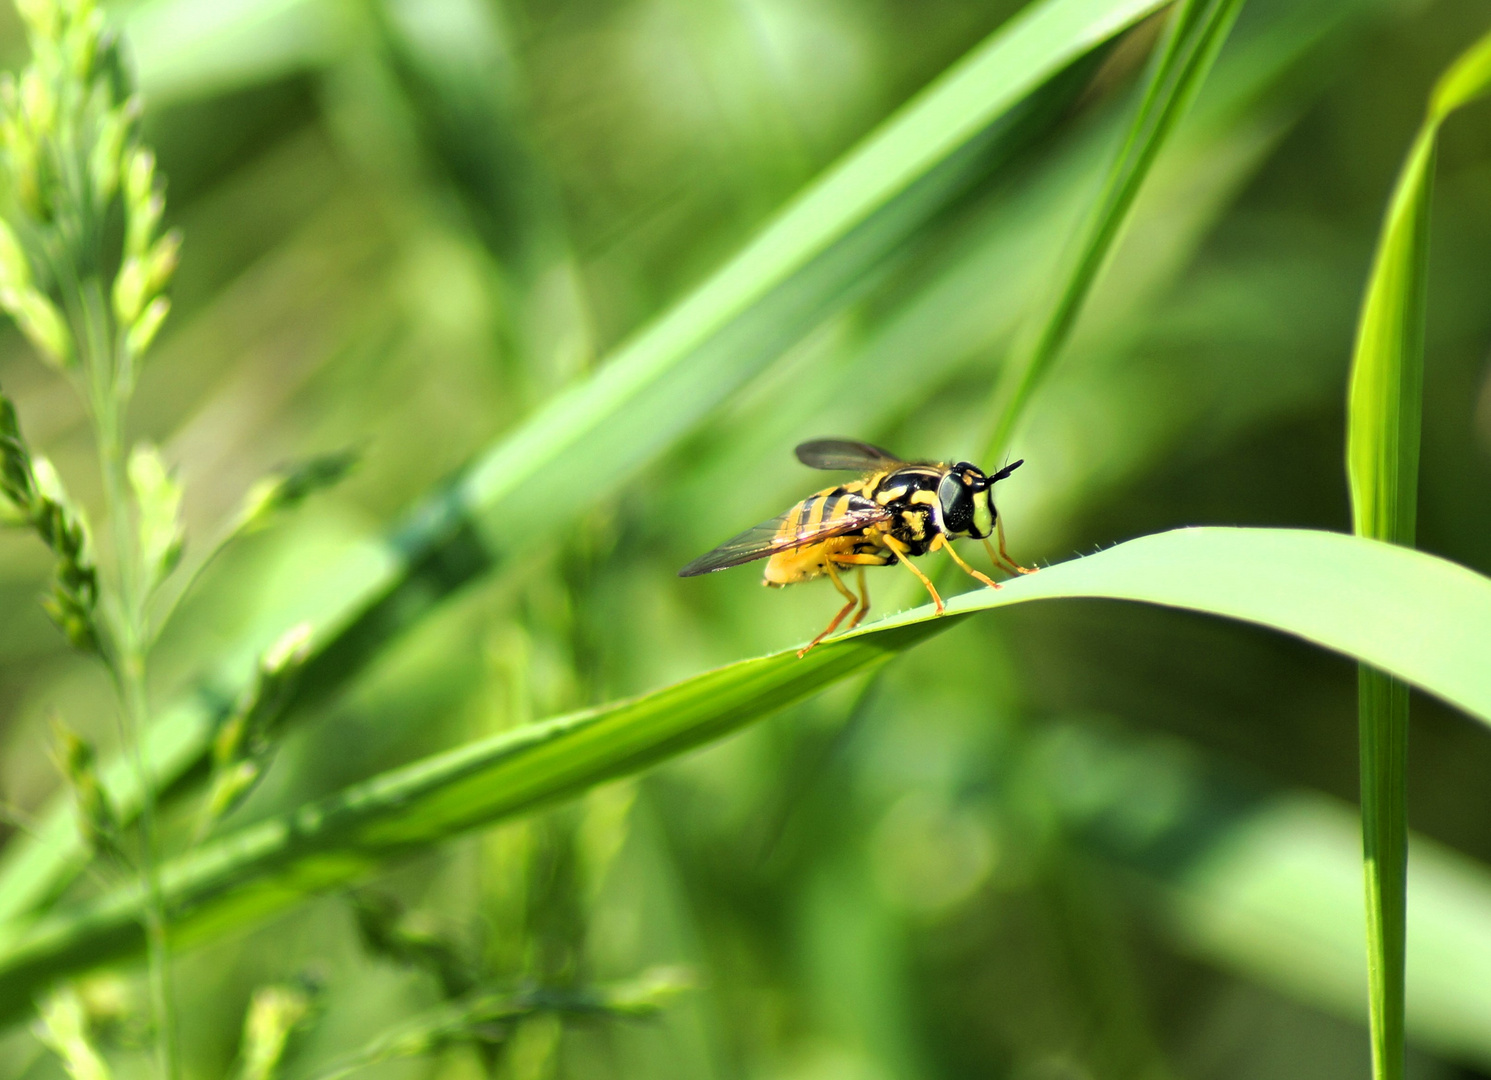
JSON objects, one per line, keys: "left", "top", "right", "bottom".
{"left": 798, "top": 562, "right": 860, "bottom": 658}
{"left": 986, "top": 518, "right": 1037, "bottom": 575}
{"left": 833, "top": 551, "right": 885, "bottom": 629}
{"left": 882, "top": 535, "right": 944, "bottom": 613}
{"left": 938, "top": 534, "right": 1000, "bottom": 589}
{"left": 847, "top": 566, "right": 871, "bottom": 629}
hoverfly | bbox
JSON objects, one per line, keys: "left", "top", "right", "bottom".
{"left": 679, "top": 439, "right": 1033, "bottom": 656}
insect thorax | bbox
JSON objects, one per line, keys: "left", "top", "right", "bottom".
{"left": 867, "top": 464, "right": 945, "bottom": 556}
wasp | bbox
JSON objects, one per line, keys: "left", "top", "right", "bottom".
{"left": 679, "top": 439, "right": 1034, "bottom": 656}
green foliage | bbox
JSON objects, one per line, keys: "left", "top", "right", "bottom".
{"left": 0, "top": 0, "right": 166, "bottom": 380}
{"left": 234, "top": 451, "right": 361, "bottom": 535}
{"left": 304, "top": 969, "right": 690, "bottom": 1080}
{"left": 32, "top": 986, "right": 111, "bottom": 1080}
{"left": 27, "top": 455, "right": 99, "bottom": 653}
{"left": 0, "top": 527, "right": 1487, "bottom": 1016}
{"left": 0, "top": 0, "right": 1173, "bottom": 927}
{"left": 351, "top": 891, "right": 479, "bottom": 998}
{"left": 985, "top": 0, "right": 1244, "bottom": 457}
{"left": 1344, "top": 25, "right": 1491, "bottom": 1080}
{"left": 200, "top": 623, "right": 314, "bottom": 834}
{"left": 232, "top": 983, "right": 316, "bottom": 1080}
{"left": 0, "top": 3, "right": 191, "bottom": 1073}
{"left": 49, "top": 719, "right": 119, "bottom": 865}
{"left": 0, "top": 0, "right": 1488, "bottom": 1074}
{"left": 126, "top": 444, "right": 183, "bottom": 595}
{"left": 1, "top": 390, "right": 99, "bottom": 648}
{"left": 1346, "top": 30, "right": 1491, "bottom": 546}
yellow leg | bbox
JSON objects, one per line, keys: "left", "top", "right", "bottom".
{"left": 847, "top": 566, "right": 871, "bottom": 629}
{"left": 987, "top": 517, "right": 1037, "bottom": 575}
{"left": 937, "top": 534, "right": 1000, "bottom": 589}
{"left": 980, "top": 538, "right": 1006, "bottom": 575}
{"left": 883, "top": 535, "right": 944, "bottom": 613}
{"left": 798, "top": 562, "right": 860, "bottom": 658}
{"left": 833, "top": 553, "right": 892, "bottom": 565}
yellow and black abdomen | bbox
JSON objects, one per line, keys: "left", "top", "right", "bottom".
{"left": 763, "top": 484, "right": 882, "bottom": 586}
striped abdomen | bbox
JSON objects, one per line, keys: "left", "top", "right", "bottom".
{"left": 762, "top": 483, "right": 888, "bottom": 586}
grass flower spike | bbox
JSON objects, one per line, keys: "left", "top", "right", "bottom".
{"left": 0, "top": 0, "right": 184, "bottom": 1073}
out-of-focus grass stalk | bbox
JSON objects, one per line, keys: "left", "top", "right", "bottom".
{"left": 0, "top": 527, "right": 1488, "bottom": 1015}
{"left": 301, "top": 969, "right": 689, "bottom": 1080}
{"left": 983, "top": 0, "right": 1244, "bottom": 462}
{"left": 79, "top": 233, "right": 179, "bottom": 1080}
{"left": 0, "top": 0, "right": 183, "bottom": 1072}
{"left": 232, "top": 983, "right": 314, "bottom": 1080}
{"left": 1344, "top": 26, "right": 1491, "bottom": 1080}
{"left": 34, "top": 986, "right": 112, "bottom": 1080}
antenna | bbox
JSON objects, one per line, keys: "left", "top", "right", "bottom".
{"left": 990, "top": 458, "right": 1024, "bottom": 482}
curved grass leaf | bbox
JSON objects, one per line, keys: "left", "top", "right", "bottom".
{"left": 1344, "top": 26, "right": 1491, "bottom": 1079}
{"left": 983, "top": 0, "right": 1245, "bottom": 461}
{"left": 0, "top": 0, "right": 1171, "bottom": 923}
{"left": 0, "top": 526, "right": 1488, "bottom": 1016}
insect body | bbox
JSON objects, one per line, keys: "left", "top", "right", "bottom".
{"left": 679, "top": 439, "right": 1033, "bottom": 656}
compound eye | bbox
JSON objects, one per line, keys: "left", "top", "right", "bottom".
{"left": 937, "top": 472, "right": 973, "bottom": 534}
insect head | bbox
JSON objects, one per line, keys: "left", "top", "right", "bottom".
{"left": 934, "top": 458, "right": 1024, "bottom": 540}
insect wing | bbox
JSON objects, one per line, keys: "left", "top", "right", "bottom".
{"left": 794, "top": 439, "right": 904, "bottom": 472}
{"left": 679, "top": 497, "right": 890, "bottom": 576}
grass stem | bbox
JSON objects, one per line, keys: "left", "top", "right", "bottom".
{"left": 79, "top": 274, "right": 179, "bottom": 1080}
{"left": 1358, "top": 668, "right": 1408, "bottom": 1080}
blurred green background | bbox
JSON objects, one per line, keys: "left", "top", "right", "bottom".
{"left": 2, "top": 0, "right": 1491, "bottom": 1076}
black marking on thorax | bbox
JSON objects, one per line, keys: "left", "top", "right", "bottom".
{"left": 868, "top": 464, "right": 947, "bottom": 556}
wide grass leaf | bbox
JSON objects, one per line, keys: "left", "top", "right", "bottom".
{"left": 0, "top": 527, "right": 1488, "bottom": 1015}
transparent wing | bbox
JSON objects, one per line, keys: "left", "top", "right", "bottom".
{"left": 679, "top": 498, "right": 891, "bottom": 576}
{"left": 794, "top": 438, "right": 905, "bottom": 472}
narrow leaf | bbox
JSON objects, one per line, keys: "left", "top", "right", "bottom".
{"left": 1343, "top": 25, "right": 1491, "bottom": 1080}
{"left": 0, "top": 527, "right": 1488, "bottom": 1015}
{"left": 984, "top": 0, "right": 1245, "bottom": 459}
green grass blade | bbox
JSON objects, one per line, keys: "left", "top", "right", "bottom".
{"left": 984, "top": 0, "right": 1245, "bottom": 460}
{"left": 1347, "top": 126, "right": 1435, "bottom": 547}
{"left": 1348, "top": 122, "right": 1433, "bottom": 1080}
{"left": 1, "top": 526, "right": 1490, "bottom": 1014}
{"left": 1347, "top": 28, "right": 1491, "bottom": 541}
{"left": 1358, "top": 665, "right": 1410, "bottom": 1079}
{"left": 0, "top": 0, "right": 1168, "bottom": 923}
{"left": 1344, "top": 26, "right": 1491, "bottom": 1080}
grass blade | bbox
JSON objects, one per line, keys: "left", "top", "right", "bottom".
{"left": 1344, "top": 26, "right": 1491, "bottom": 1080}
{"left": 984, "top": 0, "right": 1245, "bottom": 460}
{"left": 1, "top": 526, "right": 1489, "bottom": 1013}
{"left": 0, "top": 0, "right": 1169, "bottom": 923}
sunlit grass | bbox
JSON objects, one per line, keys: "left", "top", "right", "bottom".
{"left": 0, "top": 0, "right": 1489, "bottom": 1074}
{"left": 1344, "top": 26, "right": 1491, "bottom": 1080}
